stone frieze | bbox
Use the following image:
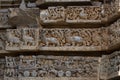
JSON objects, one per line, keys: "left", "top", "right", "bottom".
{"left": 100, "top": 51, "right": 120, "bottom": 79}
{"left": 2, "top": 55, "right": 99, "bottom": 79}
{"left": 40, "top": 6, "right": 102, "bottom": 24}
{"left": 5, "top": 28, "right": 106, "bottom": 51}
{"left": 0, "top": 10, "right": 11, "bottom": 28}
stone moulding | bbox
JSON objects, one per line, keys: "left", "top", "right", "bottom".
{"left": 36, "top": 0, "right": 91, "bottom": 5}
{"left": 39, "top": 5, "right": 120, "bottom": 25}
{"left": 16, "top": 77, "right": 98, "bottom": 80}
{"left": 2, "top": 55, "right": 99, "bottom": 79}
{"left": 40, "top": 6, "right": 102, "bottom": 25}
{"left": 0, "top": 10, "right": 11, "bottom": 28}
{"left": 3, "top": 17, "right": 120, "bottom": 52}
{"left": 5, "top": 28, "right": 107, "bottom": 51}
{"left": 100, "top": 51, "right": 120, "bottom": 79}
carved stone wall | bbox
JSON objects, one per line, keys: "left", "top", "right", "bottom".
{"left": 0, "top": 31, "right": 7, "bottom": 50}
{"left": 5, "top": 28, "right": 108, "bottom": 51}
{"left": 108, "top": 19, "right": 120, "bottom": 48}
{"left": 103, "top": 0, "right": 119, "bottom": 18}
{"left": 1, "top": 0, "right": 120, "bottom": 80}
{"left": 1, "top": 55, "right": 100, "bottom": 80}
{"left": 40, "top": 6, "right": 102, "bottom": 24}
{"left": 100, "top": 51, "right": 120, "bottom": 80}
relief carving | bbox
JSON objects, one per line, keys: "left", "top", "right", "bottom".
{"left": 0, "top": 31, "right": 6, "bottom": 50}
{"left": 100, "top": 51, "right": 120, "bottom": 79}
{"left": 4, "top": 57, "right": 18, "bottom": 78}
{"left": 40, "top": 6, "right": 102, "bottom": 24}
{"left": 0, "top": 11, "right": 10, "bottom": 28}
{"left": 6, "top": 29, "right": 21, "bottom": 50}
{"left": 39, "top": 28, "right": 103, "bottom": 48}
{"left": 103, "top": 0, "right": 119, "bottom": 18}
{"left": 40, "top": 6, "right": 65, "bottom": 23}
{"left": 65, "top": 29, "right": 83, "bottom": 46}
{"left": 66, "top": 6, "right": 101, "bottom": 22}
{"left": 4, "top": 28, "right": 106, "bottom": 51}
{"left": 21, "top": 29, "right": 38, "bottom": 50}
{"left": 109, "top": 19, "right": 120, "bottom": 46}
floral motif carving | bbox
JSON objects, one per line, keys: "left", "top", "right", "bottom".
{"left": 66, "top": 6, "right": 101, "bottom": 22}
{"left": 40, "top": 6, "right": 65, "bottom": 23}
{"left": 39, "top": 28, "right": 103, "bottom": 48}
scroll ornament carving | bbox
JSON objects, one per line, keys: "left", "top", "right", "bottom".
{"left": 4, "top": 57, "right": 18, "bottom": 77}
{"left": 40, "top": 6, "right": 65, "bottom": 23}
{"left": 0, "top": 13, "right": 8, "bottom": 24}
{"left": 39, "top": 28, "right": 103, "bottom": 47}
{"left": 103, "top": 0, "right": 119, "bottom": 18}
{"left": 2, "top": 55, "right": 99, "bottom": 78}
{"left": 40, "top": 6, "right": 102, "bottom": 23}
{"left": 22, "top": 29, "right": 38, "bottom": 46}
{"left": 66, "top": 6, "right": 101, "bottom": 21}
{"left": 5, "top": 28, "right": 106, "bottom": 51}
{"left": 8, "top": 8, "right": 40, "bottom": 28}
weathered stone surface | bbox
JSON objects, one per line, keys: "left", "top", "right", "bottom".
{"left": 8, "top": 8, "right": 40, "bottom": 28}
{"left": 100, "top": 51, "right": 120, "bottom": 79}
{"left": 20, "top": 28, "right": 39, "bottom": 50}
{"left": 5, "top": 28, "right": 108, "bottom": 51}
{"left": 40, "top": 6, "right": 102, "bottom": 24}
{"left": 39, "top": 28, "right": 104, "bottom": 51}
{"left": 0, "top": 9, "right": 11, "bottom": 28}
{"left": 3, "top": 55, "right": 100, "bottom": 79}
{"left": 0, "top": 31, "right": 7, "bottom": 50}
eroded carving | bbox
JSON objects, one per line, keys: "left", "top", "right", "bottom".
{"left": 109, "top": 19, "right": 120, "bottom": 46}
{"left": 103, "top": 0, "right": 119, "bottom": 18}
{"left": 40, "top": 6, "right": 65, "bottom": 23}
{"left": 8, "top": 8, "right": 40, "bottom": 28}
{"left": 6, "top": 29, "right": 21, "bottom": 50}
{"left": 21, "top": 29, "right": 38, "bottom": 50}
{"left": 39, "top": 28, "right": 103, "bottom": 48}
{"left": 1, "top": 55, "right": 99, "bottom": 78}
{"left": 66, "top": 6, "right": 101, "bottom": 22}
{"left": 0, "top": 31, "right": 6, "bottom": 50}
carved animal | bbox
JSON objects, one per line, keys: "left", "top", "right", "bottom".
{"left": 42, "top": 37, "right": 59, "bottom": 46}
{"left": 23, "top": 35, "right": 34, "bottom": 43}
{"left": 66, "top": 36, "right": 83, "bottom": 46}
{"left": 7, "top": 33, "right": 20, "bottom": 45}
{"left": 79, "top": 8, "right": 87, "bottom": 19}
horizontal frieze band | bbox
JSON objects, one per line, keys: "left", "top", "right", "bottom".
{"left": 0, "top": 55, "right": 99, "bottom": 79}
{"left": 1, "top": 17, "right": 120, "bottom": 52}
{"left": 100, "top": 51, "right": 120, "bottom": 79}
{"left": 5, "top": 28, "right": 107, "bottom": 51}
